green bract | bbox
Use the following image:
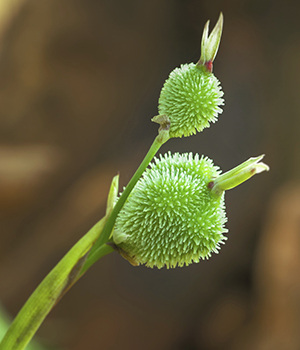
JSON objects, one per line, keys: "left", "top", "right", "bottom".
{"left": 113, "top": 152, "right": 228, "bottom": 269}
{"left": 157, "top": 63, "right": 224, "bottom": 138}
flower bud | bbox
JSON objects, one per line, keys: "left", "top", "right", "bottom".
{"left": 198, "top": 12, "right": 224, "bottom": 69}
{"left": 210, "top": 155, "right": 270, "bottom": 196}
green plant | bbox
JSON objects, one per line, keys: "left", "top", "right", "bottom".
{"left": 0, "top": 13, "right": 269, "bottom": 350}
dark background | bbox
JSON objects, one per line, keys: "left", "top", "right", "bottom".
{"left": 0, "top": 0, "right": 300, "bottom": 349}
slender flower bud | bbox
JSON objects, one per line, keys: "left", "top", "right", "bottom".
{"left": 210, "top": 155, "right": 270, "bottom": 196}
{"left": 198, "top": 12, "right": 224, "bottom": 71}
{"left": 113, "top": 153, "right": 269, "bottom": 269}
{"left": 155, "top": 13, "right": 224, "bottom": 138}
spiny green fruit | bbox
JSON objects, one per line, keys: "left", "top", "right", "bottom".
{"left": 113, "top": 152, "right": 228, "bottom": 269}
{"left": 154, "top": 13, "right": 224, "bottom": 138}
{"left": 113, "top": 153, "right": 269, "bottom": 269}
{"left": 158, "top": 63, "right": 224, "bottom": 137}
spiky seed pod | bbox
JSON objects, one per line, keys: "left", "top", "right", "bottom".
{"left": 157, "top": 63, "right": 224, "bottom": 138}
{"left": 154, "top": 13, "right": 224, "bottom": 138}
{"left": 113, "top": 152, "right": 228, "bottom": 269}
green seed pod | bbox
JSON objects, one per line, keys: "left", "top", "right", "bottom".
{"left": 113, "top": 152, "right": 228, "bottom": 269}
{"left": 113, "top": 153, "right": 269, "bottom": 269}
{"left": 154, "top": 13, "right": 224, "bottom": 138}
{"left": 157, "top": 64, "right": 224, "bottom": 137}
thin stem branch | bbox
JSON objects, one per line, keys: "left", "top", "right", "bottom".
{"left": 81, "top": 131, "right": 169, "bottom": 275}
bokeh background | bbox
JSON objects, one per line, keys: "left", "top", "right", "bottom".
{"left": 1, "top": 0, "right": 300, "bottom": 349}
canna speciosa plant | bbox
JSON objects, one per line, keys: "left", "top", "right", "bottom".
{"left": 0, "top": 12, "right": 269, "bottom": 350}
{"left": 112, "top": 12, "right": 268, "bottom": 268}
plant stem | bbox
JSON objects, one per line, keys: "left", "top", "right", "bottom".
{"left": 0, "top": 129, "right": 169, "bottom": 350}
{"left": 81, "top": 130, "right": 169, "bottom": 274}
{"left": 0, "top": 306, "right": 43, "bottom": 350}
{"left": 0, "top": 217, "right": 111, "bottom": 350}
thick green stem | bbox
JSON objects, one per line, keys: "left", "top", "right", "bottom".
{"left": 0, "top": 129, "right": 169, "bottom": 350}
{"left": 81, "top": 130, "right": 169, "bottom": 274}
{"left": 0, "top": 217, "right": 111, "bottom": 350}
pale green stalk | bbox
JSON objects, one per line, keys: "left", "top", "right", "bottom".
{"left": 0, "top": 217, "right": 112, "bottom": 350}
{"left": 80, "top": 129, "right": 170, "bottom": 274}
{"left": 0, "top": 128, "right": 169, "bottom": 350}
{"left": 0, "top": 306, "right": 43, "bottom": 350}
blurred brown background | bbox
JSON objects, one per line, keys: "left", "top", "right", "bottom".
{"left": 0, "top": 0, "right": 300, "bottom": 349}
